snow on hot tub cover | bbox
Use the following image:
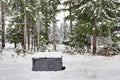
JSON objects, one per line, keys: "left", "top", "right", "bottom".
{"left": 32, "top": 52, "right": 63, "bottom": 58}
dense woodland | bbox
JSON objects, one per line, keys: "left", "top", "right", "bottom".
{"left": 0, "top": 0, "right": 120, "bottom": 56}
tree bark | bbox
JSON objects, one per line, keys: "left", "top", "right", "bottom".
{"left": 52, "top": 17, "right": 57, "bottom": 51}
{"left": 31, "top": 35, "right": 33, "bottom": 49}
{"left": 23, "top": 12, "right": 27, "bottom": 49}
{"left": 27, "top": 0, "right": 30, "bottom": 49}
{"left": 69, "top": 0, "right": 73, "bottom": 50}
{"left": 23, "top": 0, "right": 28, "bottom": 49}
{"left": 1, "top": 1, "right": 5, "bottom": 49}
{"left": 15, "top": 42, "right": 17, "bottom": 48}
{"left": 45, "top": 17, "right": 48, "bottom": 41}
{"left": 33, "top": 39, "right": 36, "bottom": 51}
{"left": 27, "top": 16, "right": 30, "bottom": 49}
{"left": 69, "top": 0, "right": 72, "bottom": 33}
{"left": 27, "top": 25, "right": 30, "bottom": 49}
{"left": 37, "top": 11, "right": 40, "bottom": 52}
{"left": 93, "top": 19, "right": 97, "bottom": 55}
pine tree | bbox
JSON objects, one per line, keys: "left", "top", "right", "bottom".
{"left": 66, "top": 0, "right": 120, "bottom": 54}
{"left": 49, "top": 0, "right": 60, "bottom": 51}
{"left": 7, "top": 0, "right": 38, "bottom": 50}
{"left": 63, "top": 0, "right": 75, "bottom": 34}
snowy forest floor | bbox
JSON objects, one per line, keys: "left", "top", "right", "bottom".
{"left": 0, "top": 44, "right": 120, "bottom": 80}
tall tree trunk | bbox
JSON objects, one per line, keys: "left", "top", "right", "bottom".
{"left": 108, "top": 28, "right": 112, "bottom": 47}
{"left": 23, "top": 0, "right": 28, "bottom": 49}
{"left": 37, "top": 11, "right": 40, "bottom": 52}
{"left": 27, "top": 0, "right": 30, "bottom": 49}
{"left": 14, "top": 42, "right": 17, "bottom": 48}
{"left": 69, "top": 0, "right": 73, "bottom": 50}
{"left": 69, "top": 0, "right": 72, "bottom": 33}
{"left": 31, "top": 23, "right": 34, "bottom": 49}
{"left": 53, "top": 18, "right": 57, "bottom": 51}
{"left": 23, "top": 11, "right": 27, "bottom": 49}
{"left": 1, "top": 1, "right": 5, "bottom": 49}
{"left": 31, "top": 35, "right": 33, "bottom": 49}
{"left": 27, "top": 22, "right": 30, "bottom": 49}
{"left": 27, "top": 15, "right": 30, "bottom": 49}
{"left": 93, "top": 19, "right": 97, "bottom": 55}
{"left": 33, "top": 39, "right": 36, "bottom": 51}
{"left": 45, "top": 17, "right": 48, "bottom": 41}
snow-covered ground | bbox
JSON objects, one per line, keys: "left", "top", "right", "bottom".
{"left": 0, "top": 45, "right": 120, "bottom": 80}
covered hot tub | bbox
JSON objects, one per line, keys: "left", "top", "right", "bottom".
{"left": 32, "top": 52, "right": 64, "bottom": 71}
